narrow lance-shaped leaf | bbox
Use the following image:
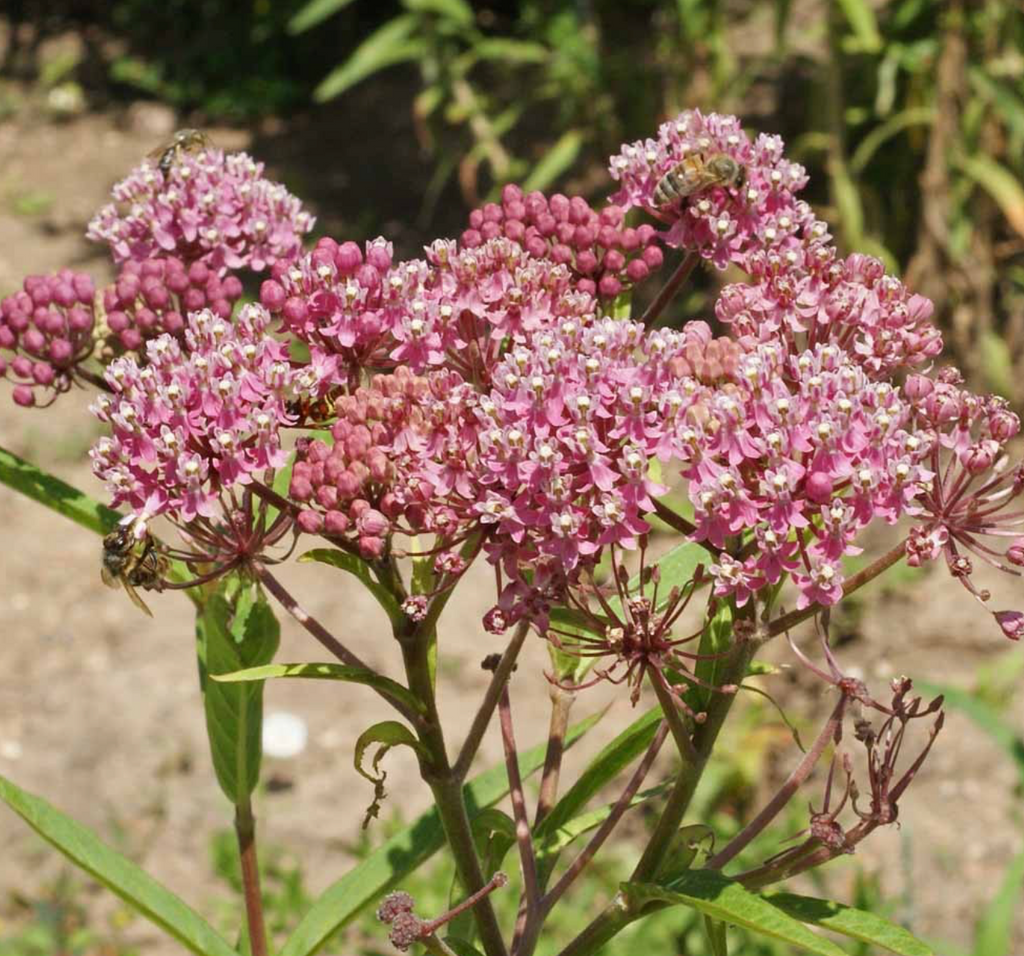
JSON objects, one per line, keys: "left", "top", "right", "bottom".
{"left": 0, "top": 444, "right": 120, "bottom": 536}
{"left": 197, "top": 582, "right": 280, "bottom": 804}
{"left": 299, "top": 548, "right": 404, "bottom": 627}
{"left": 0, "top": 773, "right": 237, "bottom": 956}
{"left": 765, "top": 893, "right": 934, "bottom": 956}
{"left": 212, "top": 662, "right": 425, "bottom": 716}
{"left": 288, "top": 0, "right": 358, "bottom": 35}
{"left": 313, "top": 15, "right": 425, "bottom": 102}
{"left": 624, "top": 875, "right": 851, "bottom": 956}
{"left": 973, "top": 850, "right": 1024, "bottom": 956}
{"left": 279, "top": 710, "right": 603, "bottom": 956}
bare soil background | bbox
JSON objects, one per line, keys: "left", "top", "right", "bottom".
{"left": 0, "top": 78, "right": 1022, "bottom": 956}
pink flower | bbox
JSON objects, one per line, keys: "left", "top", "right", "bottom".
{"left": 87, "top": 148, "right": 313, "bottom": 273}
{"left": 90, "top": 304, "right": 301, "bottom": 523}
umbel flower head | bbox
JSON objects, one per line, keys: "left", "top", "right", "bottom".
{"left": 609, "top": 108, "right": 814, "bottom": 270}
{"left": 0, "top": 270, "right": 96, "bottom": 407}
{"left": 87, "top": 147, "right": 314, "bottom": 273}
{"left": 89, "top": 303, "right": 311, "bottom": 523}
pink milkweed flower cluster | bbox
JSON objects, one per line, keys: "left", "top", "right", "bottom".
{"left": 55, "top": 108, "right": 1023, "bottom": 642}
{"left": 697, "top": 342, "right": 933, "bottom": 609}
{"left": 0, "top": 270, "right": 96, "bottom": 406}
{"left": 87, "top": 148, "right": 314, "bottom": 273}
{"left": 89, "top": 304, "right": 309, "bottom": 523}
{"left": 609, "top": 109, "right": 814, "bottom": 271}
{"left": 717, "top": 251, "right": 944, "bottom": 379}
{"left": 100, "top": 257, "right": 244, "bottom": 353}
{"left": 460, "top": 184, "right": 665, "bottom": 300}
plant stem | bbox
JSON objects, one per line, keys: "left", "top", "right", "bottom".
{"left": 767, "top": 540, "right": 907, "bottom": 639}
{"left": 542, "top": 720, "right": 670, "bottom": 913}
{"left": 499, "top": 686, "right": 541, "bottom": 956}
{"left": 454, "top": 620, "right": 530, "bottom": 781}
{"left": 705, "top": 695, "right": 846, "bottom": 870}
{"left": 534, "top": 687, "right": 575, "bottom": 826}
{"left": 254, "top": 563, "right": 419, "bottom": 724}
{"left": 651, "top": 498, "right": 699, "bottom": 540}
{"left": 397, "top": 615, "right": 509, "bottom": 956}
{"left": 649, "top": 669, "right": 699, "bottom": 764}
{"left": 234, "top": 801, "right": 268, "bottom": 956}
{"left": 556, "top": 640, "right": 757, "bottom": 956}
{"left": 640, "top": 253, "right": 697, "bottom": 326}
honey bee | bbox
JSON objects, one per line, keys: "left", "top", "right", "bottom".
{"left": 653, "top": 152, "right": 746, "bottom": 207}
{"left": 147, "top": 128, "right": 212, "bottom": 175}
{"left": 101, "top": 524, "right": 168, "bottom": 617}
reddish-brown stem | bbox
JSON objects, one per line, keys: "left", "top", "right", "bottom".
{"left": 640, "top": 253, "right": 698, "bottom": 326}
{"left": 422, "top": 871, "right": 511, "bottom": 936}
{"left": 768, "top": 540, "right": 908, "bottom": 639}
{"left": 235, "top": 803, "right": 268, "bottom": 956}
{"left": 705, "top": 695, "right": 847, "bottom": 870}
{"left": 534, "top": 687, "right": 576, "bottom": 827}
{"left": 651, "top": 498, "right": 699, "bottom": 540}
{"left": 453, "top": 620, "right": 530, "bottom": 781}
{"left": 253, "top": 563, "right": 419, "bottom": 724}
{"left": 542, "top": 720, "right": 670, "bottom": 914}
{"left": 500, "top": 686, "right": 541, "bottom": 956}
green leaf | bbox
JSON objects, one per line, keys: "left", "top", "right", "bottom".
{"left": 288, "top": 0, "right": 359, "bottom": 34}
{"left": 695, "top": 598, "right": 733, "bottom": 709}
{"left": 0, "top": 444, "right": 120, "bottom": 536}
{"left": 472, "top": 38, "right": 547, "bottom": 63}
{"left": 354, "top": 720, "right": 429, "bottom": 826}
{"left": 280, "top": 710, "right": 602, "bottom": 956}
{"left": 625, "top": 876, "right": 850, "bottom": 956}
{"left": 954, "top": 153, "right": 1024, "bottom": 240}
{"left": 766, "top": 893, "right": 933, "bottom": 956}
{"left": 704, "top": 915, "right": 729, "bottom": 956}
{"left": 355, "top": 720, "right": 428, "bottom": 782}
{"left": 834, "top": 0, "right": 881, "bottom": 52}
{"left": 313, "top": 16, "right": 425, "bottom": 102}
{"left": 212, "top": 662, "right": 425, "bottom": 715}
{"left": 849, "top": 107, "right": 935, "bottom": 173}
{"left": 444, "top": 941, "right": 486, "bottom": 956}
{"left": 915, "top": 681, "right": 1024, "bottom": 787}
{"left": 0, "top": 773, "right": 237, "bottom": 956}
{"left": 262, "top": 454, "right": 295, "bottom": 529}
{"left": 974, "top": 850, "right": 1024, "bottom": 956}
{"left": 197, "top": 585, "right": 280, "bottom": 804}
{"left": 655, "top": 824, "right": 716, "bottom": 883}
{"left": 403, "top": 0, "right": 473, "bottom": 26}
{"left": 522, "top": 130, "right": 583, "bottom": 193}
{"left": 299, "top": 548, "right": 404, "bottom": 627}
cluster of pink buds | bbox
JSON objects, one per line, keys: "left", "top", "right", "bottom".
{"left": 89, "top": 304, "right": 303, "bottom": 523}
{"left": 0, "top": 270, "right": 96, "bottom": 406}
{"left": 87, "top": 148, "right": 314, "bottom": 273}
{"left": 100, "top": 257, "right": 244, "bottom": 353}
{"left": 609, "top": 109, "right": 814, "bottom": 270}
{"left": 289, "top": 367, "right": 471, "bottom": 559}
{"left": 461, "top": 185, "right": 665, "bottom": 299}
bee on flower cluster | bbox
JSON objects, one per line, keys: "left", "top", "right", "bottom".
{"left": 101, "top": 524, "right": 168, "bottom": 616}
{"left": 653, "top": 151, "right": 746, "bottom": 207}
{"left": 147, "top": 128, "right": 212, "bottom": 175}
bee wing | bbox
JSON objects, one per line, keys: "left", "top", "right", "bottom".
{"left": 122, "top": 580, "right": 154, "bottom": 617}
{"left": 145, "top": 143, "right": 168, "bottom": 161}
{"left": 101, "top": 565, "right": 122, "bottom": 589}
